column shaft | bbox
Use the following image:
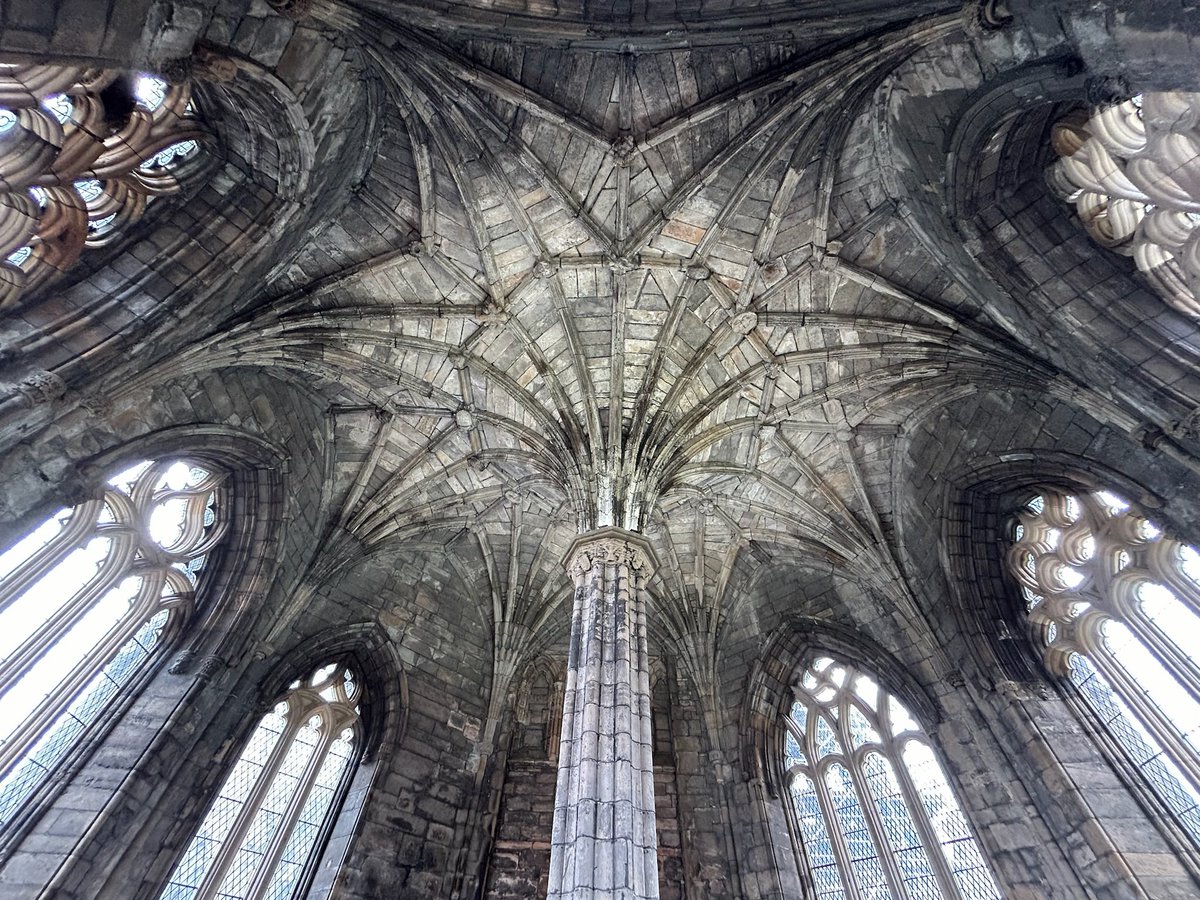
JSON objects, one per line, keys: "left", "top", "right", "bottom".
{"left": 549, "top": 528, "right": 659, "bottom": 899}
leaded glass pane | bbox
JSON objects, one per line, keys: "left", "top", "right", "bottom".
{"left": 0, "top": 537, "right": 112, "bottom": 663}
{"left": 826, "top": 763, "right": 889, "bottom": 899}
{"left": 902, "top": 741, "right": 1001, "bottom": 899}
{"left": 862, "top": 752, "right": 939, "bottom": 898}
{"left": 786, "top": 656, "right": 1001, "bottom": 899}
{"left": 786, "top": 730, "right": 807, "bottom": 767}
{"left": 1134, "top": 582, "right": 1200, "bottom": 671}
{"left": 847, "top": 706, "right": 880, "bottom": 749}
{"left": 887, "top": 696, "right": 919, "bottom": 737}
{"left": 1069, "top": 655, "right": 1200, "bottom": 844}
{"left": 815, "top": 716, "right": 840, "bottom": 759}
{"left": 0, "top": 506, "right": 71, "bottom": 581}
{"left": 791, "top": 773, "right": 845, "bottom": 900}
{"left": 160, "top": 665, "right": 360, "bottom": 900}
{"left": 1100, "top": 620, "right": 1200, "bottom": 757}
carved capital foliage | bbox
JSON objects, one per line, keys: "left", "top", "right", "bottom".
{"left": 14, "top": 369, "right": 66, "bottom": 407}
{"left": 169, "top": 649, "right": 197, "bottom": 675}
{"left": 565, "top": 526, "right": 658, "bottom": 581}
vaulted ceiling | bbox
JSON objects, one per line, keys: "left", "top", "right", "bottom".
{"left": 164, "top": 1, "right": 1061, "bottom": 697}
{"left": 12, "top": 1, "right": 1185, "bottom": 708}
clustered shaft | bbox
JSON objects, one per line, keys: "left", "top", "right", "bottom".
{"left": 549, "top": 527, "right": 659, "bottom": 899}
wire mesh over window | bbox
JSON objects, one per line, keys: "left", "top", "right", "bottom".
{"left": 160, "top": 662, "right": 362, "bottom": 900}
{"left": 1009, "top": 489, "right": 1200, "bottom": 846}
{"left": 0, "top": 459, "right": 227, "bottom": 832}
{"left": 783, "top": 657, "right": 1001, "bottom": 899}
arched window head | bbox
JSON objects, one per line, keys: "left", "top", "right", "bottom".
{"left": 0, "top": 459, "right": 227, "bottom": 832}
{"left": 1009, "top": 489, "right": 1200, "bottom": 846}
{"left": 161, "top": 661, "right": 363, "bottom": 900}
{"left": 783, "top": 656, "right": 1000, "bottom": 899}
{"left": 1047, "top": 91, "right": 1200, "bottom": 317}
{"left": 0, "top": 65, "right": 205, "bottom": 308}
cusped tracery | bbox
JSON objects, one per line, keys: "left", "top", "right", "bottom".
{"left": 783, "top": 656, "right": 999, "bottom": 900}
{"left": 0, "top": 63, "right": 204, "bottom": 308}
{"left": 160, "top": 661, "right": 363, "bottom": 900}
{"left": 0, "top": 458, "right": 227, "bottom": 833}
{"left": 1009, "top": 489, "right": 1200, "bottom": 845}
{"left": 1048, "top": 91, "right": 1200, "bottom": 317}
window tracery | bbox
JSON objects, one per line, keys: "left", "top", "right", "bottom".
{"left": 783, "top": 656, "right": 1000, "bottom": 899}
{"left": 0, "top": 459, "right": 227, "bottom": 833}
{"left": 160, "top": 662, "right": 363, "bottom": 900}
{"left": 1009, "top": 489, "right": 1200, "bottom": 846}
{"left": 0, "top": 64, "right": 204, "bottom": 308}
{"left": 1048, "top": 91, "right": 1200, "bottom": 317}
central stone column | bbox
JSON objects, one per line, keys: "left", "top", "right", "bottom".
{"left": 548, "top": 527, "right": 659, "bottom": 899}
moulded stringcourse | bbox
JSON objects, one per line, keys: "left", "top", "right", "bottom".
{"left": 1049, "top": 91, "right": 1200, "bottom": 317}
{"left": 0, "top": 64, "right": 204, "bottom": 309}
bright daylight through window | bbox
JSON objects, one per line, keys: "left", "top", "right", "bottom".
{"left": 159, "top": 661, "right": 362, "bottom": 900}
{"left": 784, "top": 656, "right": 1000, "bottom": 900}
{"left": 0, "top": 459, "right": 226, "bottom": 831}
{"left": 1010, "top": 489, "right": 1200, "bottom": 844}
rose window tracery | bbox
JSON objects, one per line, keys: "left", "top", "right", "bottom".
{"left": 0, "top": 64, "right": 204, "bottom": 309}
{"left": 1048, "top": 92, "right": 1200, "bottom": 317}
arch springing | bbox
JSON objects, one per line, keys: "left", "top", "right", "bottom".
{"left": 1009, "top": 489, "right": 1200, "bottom": 845}
{"left": 783, "top": 656, "right": 1000, "bottom": 899}
{"left": 0, "top": 459, "right": 227, "bottom": 832}
{"left": 160, "top": 662, "right": 363, "bottom": 900}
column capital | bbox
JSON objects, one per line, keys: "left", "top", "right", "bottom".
{"left": 564, "top": 526, "right": 658, "bottom": 580}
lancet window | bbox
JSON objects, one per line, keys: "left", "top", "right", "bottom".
{"left": 1048, "top": 91, "right": 1200, "bottom": 317}
{"left": 0, "top": 459, "right": 227, "bottom": 833}
{"left": 160, "top": 662, "right": 363, "bottom": 900}
{"left": 1009, "top": 489, "right": 1200, "bottom": 846}
{"left": 783, "top": 656, "right": 1000, "bottom": 899}
{"left": 0, "top": 64, "right": 204, "bottom": 308}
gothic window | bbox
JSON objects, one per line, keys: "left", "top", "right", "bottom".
{"left": 783, "top": 656, "right": 1001, "bottom": 899}
{"left": 1048, "top": 91, "right": 1200, "bottom": 317}
{"left": 1009, "top": 489, "right": 1200, "bottom": 846}
{"left": 160, "top": 662, "right": 363, "bottom": 900}
{"left": 0, "top": 66, "right": 204, "bottom": 307}
{"left": 0, "top": 459, "right": 226, "bottom": 832}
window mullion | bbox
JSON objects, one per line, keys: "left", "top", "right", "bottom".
{"left": 245, "top": 727, "right": 335, "bottom": 900}
{"left": 1127, "top": 608, "right": 1200, "bottom": 711}
{"left": 197, "top": 713, "right": 300, "bottom": 900}
{"left": 814, "top": 759, "right": 865, "bottom": 900}
{"left": 0, "top": 586, "right": 162, "bottom": 777}
{"left": 0, "top": 499, "right": 105, "bottom": 612}
{"left": 0, "top": 530, "right": 140, "bottom": 687}
{"left": 1090, "top": 645, "right": 1200, "bottom": 794}
{"left": 845, "top": 745, "right": 910, "bottom": 900}
{"left": 889, "top": 737, "right": 966, "bottom": 900}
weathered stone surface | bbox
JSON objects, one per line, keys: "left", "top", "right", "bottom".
{"left": 1, "top": 2, "right": 1200, "bottom": 899}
